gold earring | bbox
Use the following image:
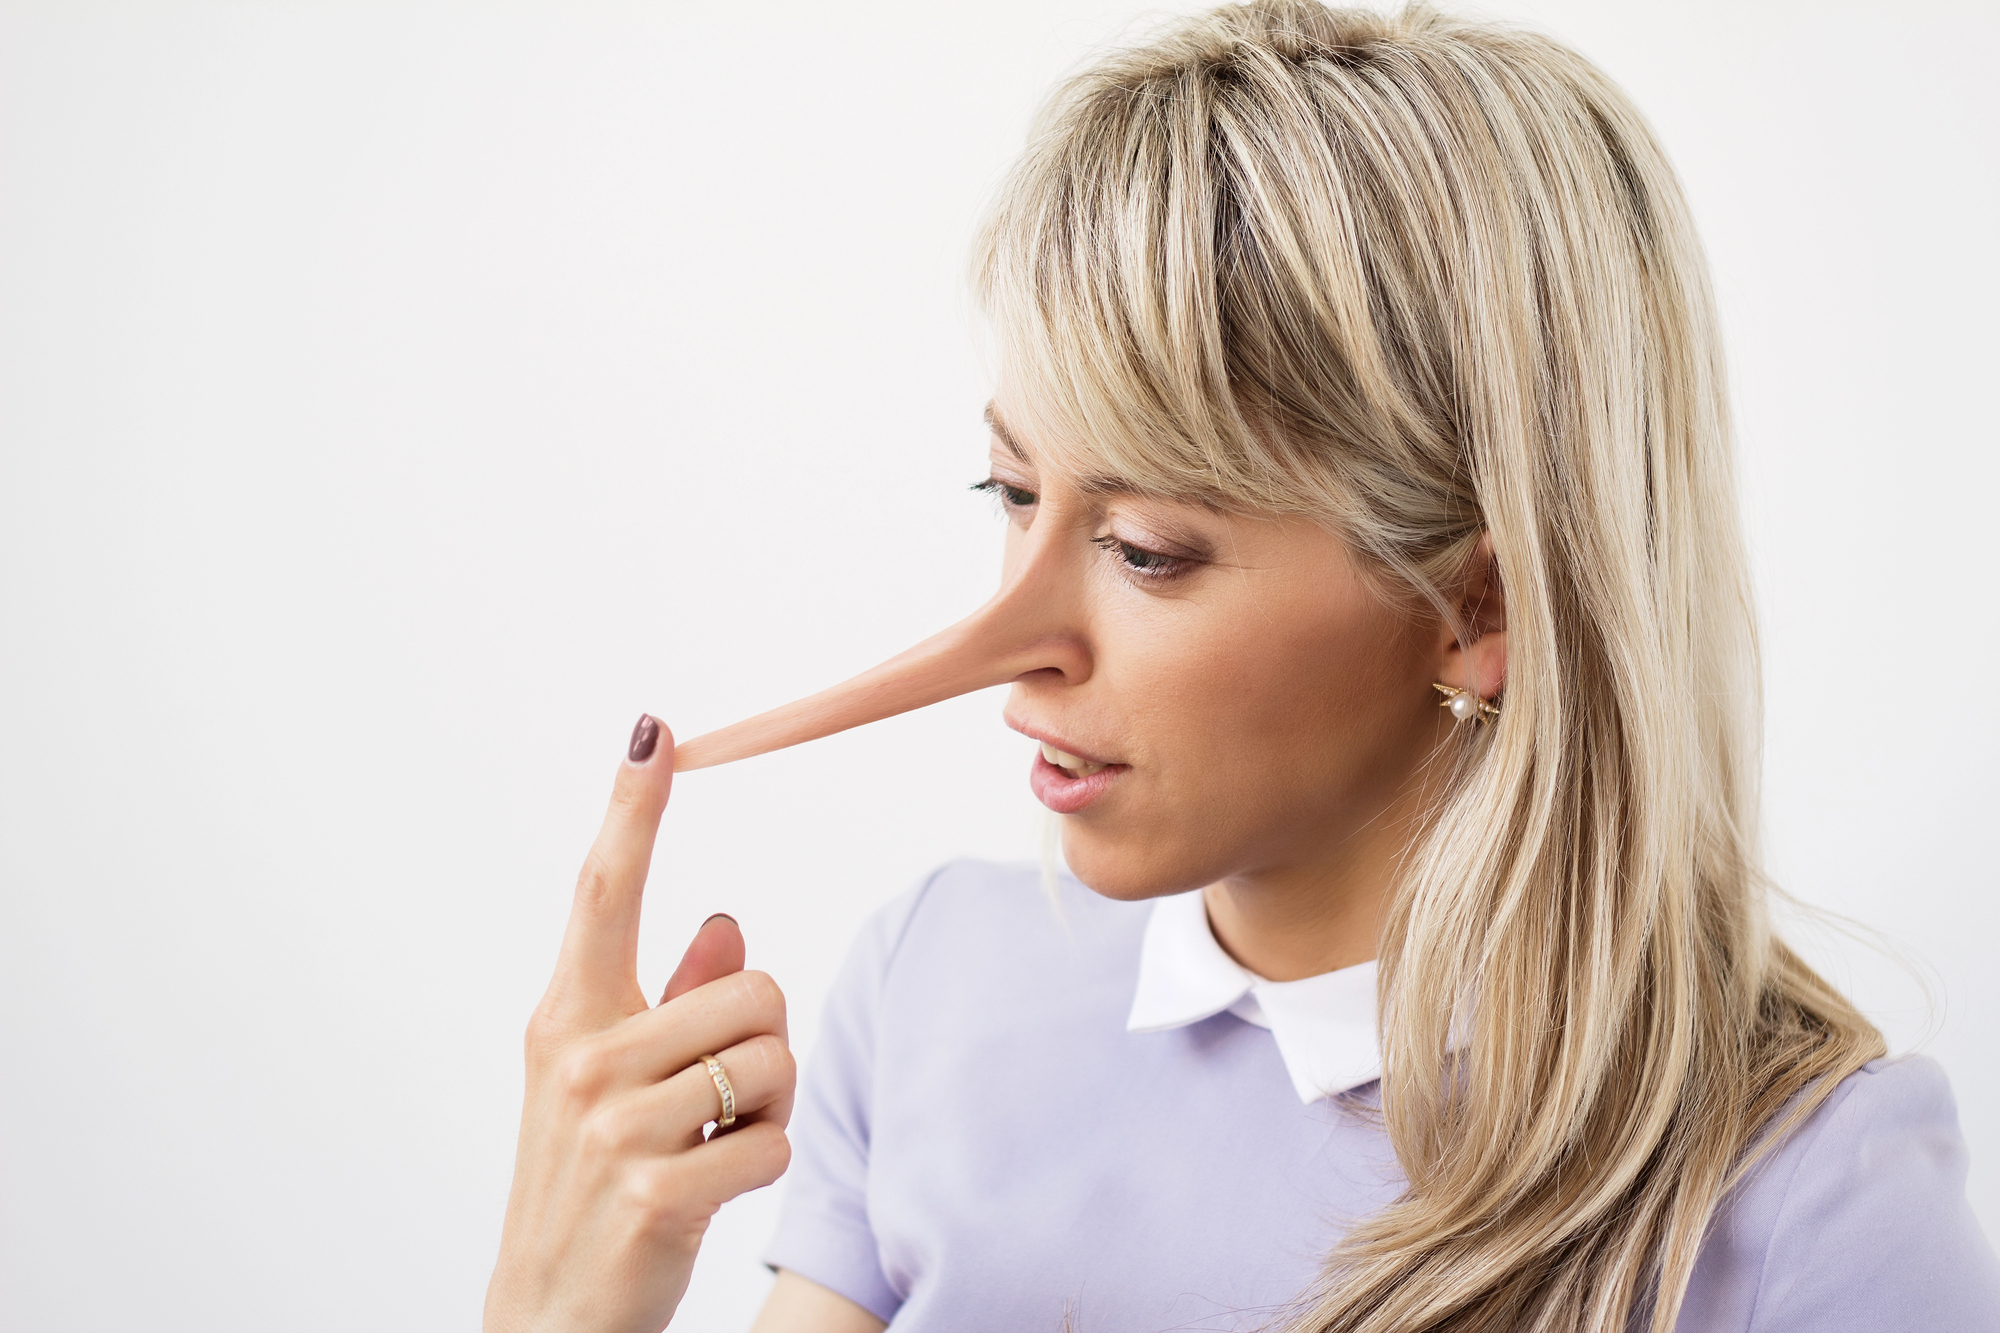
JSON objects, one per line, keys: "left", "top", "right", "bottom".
{"left": 1433, "top": 682, "right": 1500, "bottom": 723}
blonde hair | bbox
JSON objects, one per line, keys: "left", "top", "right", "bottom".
{"left": 973, "top": 4, "right": 1882, "bottom": 1331}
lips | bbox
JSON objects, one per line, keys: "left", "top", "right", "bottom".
{"left": 1005, "top": 716, "right": 1126, "bottom": 813}
{"left": 1020, "top": 734, "right": 1126, "bottom": 814}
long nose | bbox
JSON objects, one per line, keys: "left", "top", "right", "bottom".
{"left": 671, "top": 529, "right": 1086, "bottom": 772}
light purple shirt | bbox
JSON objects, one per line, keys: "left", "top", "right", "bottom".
{"left": 764, "top": 861, "right": 2000, "bottom": 1331}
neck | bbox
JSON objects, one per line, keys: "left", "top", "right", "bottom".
{"left": 1202, "top": 869, "right": 1386, "bottom": 981}
{"left": 1201, "top": 771, "right": 1436, "bottom": 982}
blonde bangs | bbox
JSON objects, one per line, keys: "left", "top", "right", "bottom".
{"left": 972, "top": 114, "right": 1289, "bottom": 514}
{"left": 971, "top": 11, "right": 1497, "bottom": 587}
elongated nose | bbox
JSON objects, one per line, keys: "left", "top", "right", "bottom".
{"left": 671, "top": 525, "right": 1089, "bottom": 772}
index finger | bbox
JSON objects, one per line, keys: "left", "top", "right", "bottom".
{"left": 546, "top": 714, "right": 674, "bottom": 1024}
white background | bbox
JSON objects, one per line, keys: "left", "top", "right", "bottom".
{"left": 1, "top": 2, "right": 1993, "bottom": 1329}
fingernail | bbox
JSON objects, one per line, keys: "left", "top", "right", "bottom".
{"left": 628, "top": 714, "right": 660, "bottom": 764}
{"left": 703, "top": 912, "right": 738, "bottom": 928}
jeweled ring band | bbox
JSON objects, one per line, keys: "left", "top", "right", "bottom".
{"left": 700, "top": 1054, "right": 736, "bottom": 1131}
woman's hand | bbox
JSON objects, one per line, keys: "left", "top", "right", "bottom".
{"left": 484, "top": 716, "right": 795, "bottom": 1333}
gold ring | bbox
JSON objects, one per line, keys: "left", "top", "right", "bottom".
{"left": 699, "top": 1054, "right": 736, "bottom": 1130}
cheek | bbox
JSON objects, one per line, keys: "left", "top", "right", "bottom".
{"left": 1140, "top": 590, "right": 1416, "bottom": 762}
{"left": 1072, "top": 593, "right": 1430, "bottom": 888}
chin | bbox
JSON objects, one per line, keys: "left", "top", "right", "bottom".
{"left": 1058, "top": 823, "right": 1217, "bottom": 903}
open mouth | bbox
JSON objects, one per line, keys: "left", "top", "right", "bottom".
{"left": 1026, "top": 739, "right": 1127, "bottom": 815}
{"left": 1038, "top": 740, "right": 1111, "bottom": 779}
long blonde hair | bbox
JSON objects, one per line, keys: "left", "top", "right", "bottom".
{"left": 973, "top": 4, "right": 1882, "bottom": 1330}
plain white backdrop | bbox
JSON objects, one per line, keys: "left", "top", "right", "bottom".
{"left": 1, "top": 1, "right": 1993, "bottom": 1329}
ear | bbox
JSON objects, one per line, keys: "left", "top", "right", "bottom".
{"left": 1433, "top": 533, "right": 1507, "bottom": 701}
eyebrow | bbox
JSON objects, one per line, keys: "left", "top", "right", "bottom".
{"left": 981, "top": 402, "right": 1150, "bottom": 500}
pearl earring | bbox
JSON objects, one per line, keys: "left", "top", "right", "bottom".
{"left": 1432, "top": 682, "right": 1500, "bottom": 724}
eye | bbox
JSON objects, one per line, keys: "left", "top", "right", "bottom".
{"left": 1091, "top": 534, "right": 1191, "bottom": 581}
{"left": 972, "top": 477, "right": 1039, "bottom": 513}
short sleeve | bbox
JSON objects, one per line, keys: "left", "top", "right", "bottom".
{"left": 760, "top": 871, "right": 939, "bottom": 1324}
{"left": 1745, "top": 1056, "right": 2000, "bottom": 1333}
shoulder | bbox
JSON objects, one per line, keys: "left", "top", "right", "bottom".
{"left": 1765, "top": 1056, "right": 1974, "bottom": 1216}
{"left": 1681, "top": 1056, "right": 2000, "bottom": 1333}
{"left": 858, "top": 857, "right": 1146, "bottom": 975}
{"left": 833, "top": 858, "right": 1151, "bottom": 1039}
{"left": 1763, "top": 1055, "right": 1967, "bottom": 1191}
{"left": 1803, "top": 1052, "right": 1961, "bottom": 1138}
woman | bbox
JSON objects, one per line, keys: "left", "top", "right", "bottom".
{"left": 484, "top": 3, "right": 2000, "bottom": 1331}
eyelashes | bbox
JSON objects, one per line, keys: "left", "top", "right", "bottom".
{"left": 972, "top": 477, "right": 1196, "bottom": 584}
{"left": 1089, "top": 534, "right": 1192, "bottom": 581}
{"left": 970, "top": 477, "right": 1038, "bottom": 510}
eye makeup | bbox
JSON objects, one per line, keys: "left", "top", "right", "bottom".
{"left": 971, "top": 476, "right": 1038, "bottom": 512}
{"left": 976, "top": 471, "right": 1216, "bottom": 585}
{"left": 1089, "top": 533, "right": 1195, "bottom": 582}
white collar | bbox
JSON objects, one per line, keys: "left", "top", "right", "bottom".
{"left": 1126, "top": 889, "right": 1381, "bottom": 1104}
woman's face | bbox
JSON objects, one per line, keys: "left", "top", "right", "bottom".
{"left": 986, "top": 406, "right": 1452, "bottom": 904}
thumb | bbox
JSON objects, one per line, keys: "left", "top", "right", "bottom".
{"left": 659, "top": 912, "right": 746, "bottom": 1004}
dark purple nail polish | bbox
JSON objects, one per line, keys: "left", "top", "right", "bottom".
{"left": 628, "top": 714, "right": 660, "bottom": 764}
{"left": 703, "top": 912, "right": 738, "bottom": 928}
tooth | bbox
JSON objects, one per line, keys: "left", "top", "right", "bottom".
{"left": 1038, "top": 740, "right": 1104, "bottom": 777}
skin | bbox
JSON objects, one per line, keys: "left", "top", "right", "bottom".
{"left": 484, "top": 729, "right": 797, "bottom": 1333}
{"left": 486, "top": 403, "right": 1507, "bottom": 1333}
{"left": 981, "top": 405, "right": 1507, "bottom": 981}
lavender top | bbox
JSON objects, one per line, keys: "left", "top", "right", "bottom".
{"left": 763, "top": 861, "right": 2000, "bottom": 1331}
